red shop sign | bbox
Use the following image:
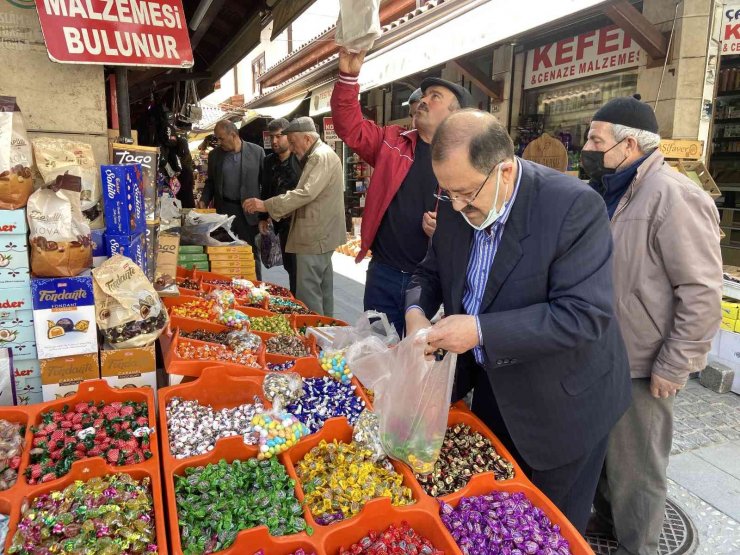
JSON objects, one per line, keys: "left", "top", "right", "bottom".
{"left": 34, "top": 0, "right": 194, "bottom": 67}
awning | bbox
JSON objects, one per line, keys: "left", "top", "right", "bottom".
{"left": 358, "top": 0, "right": 609, "bottom": 92}
{"left": 271, "top": 0, "right": 317, "bottom": 40}
{"left": 254, "top": 94, "right": 308, "bottom": 119}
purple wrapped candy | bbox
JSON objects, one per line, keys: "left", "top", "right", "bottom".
{"left": 440, "top": 492, "right": 572, "bottom": 555}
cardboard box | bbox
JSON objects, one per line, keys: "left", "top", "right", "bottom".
{"left": 718, "top": 329, "right": 740, "bottom": 366}
{"left": 100, "top": 345, "right": 156, "bottom": 390}
{"left": 90, "top": 228, "right": 108, "bottom": 268}
{"left": 210, "top": 259, "right": 256, "bottom": 271}
{"left": 722, "top": 317, "right": 737, "bottom": 332}
{"left": 733, "top": 320, "right": 740, "bottom": 334}
{"left": 100, "top": 164, "right": 146, "bottom": 235}
{"left": 205, "top": 246, "right": 253, "bottom": 254}
{"left": 206, "top": 252, "right": 254, "bottom": 262}
{"left": 40, "top": 352, "right": 99, "bottom": 401}
{"left": 12, "top": 357, "right": 42, "bottom": 405}
{"left": 105, "top": 233, "right": 146, "bottom": 273}
{"left": 0, "top": 286, "right": 36, "bottom": 361}
{"left": 0, "top": 209, "right": 30, "bottom": 289}
{"left": 178, "top": 253, "right": 209, "bottom": 263}
{"left": 179, "top": 245, "right": 205, "bottom": 254}
{"left": 180, "top": 261, "right": 209, "bottom": 270}
{"left": 722, "top": 300, "right": 740, "bottom": 320}
{"left": 144, "top": 222, "right": 157, "bottom": 283}
{"left": 31, "top": 276, "right": 97, "bottom": 359}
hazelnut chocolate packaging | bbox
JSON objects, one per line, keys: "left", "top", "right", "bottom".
{"left": 92, "top": 254, "right": 168, "bottom": 349}
{"left": 30, "top": 275, "right": 97, "bottom": 360}
{"left": 0, "top": 96, "right": 34, "bottom": 210}
{"left": 26, "top": 173, "right": 93, "bottom": 277}
{"left": 100, "top": 164, "right": 146, "bottom": 235}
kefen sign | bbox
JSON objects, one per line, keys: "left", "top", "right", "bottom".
{"left": 34, "top": 0, "right": 193, "bottom": 67}
{"left": 722, "top": 4, "right": 740, "bottom": 55}
{"left": 524, "top": 25, "right": 641, "bottom": 89}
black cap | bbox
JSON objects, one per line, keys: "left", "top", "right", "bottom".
{"left": 592, "top": 94, "right": 659, "bottom": 134}
{"left": 420, "top": 77, "right": 475, "bottom": 109}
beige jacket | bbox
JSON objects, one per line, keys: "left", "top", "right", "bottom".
{"left": 264, "top": 139, "right": 346, "bottom": 255}
{"left": 610, "top": 149, "right": 722, "bottom": 385}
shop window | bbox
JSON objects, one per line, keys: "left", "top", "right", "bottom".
{"left": 252, "top": 53, "right": 266, "bottom": 95}
{"left": 391, "top": 85, "right": 414, "bottom": 122}
{"left": 517, "top": 72, "right": 638, "bottom": 172}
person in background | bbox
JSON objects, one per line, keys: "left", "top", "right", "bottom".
{"left": 175, "top": 136, "right": 195, "bottom": 209}
{"left": 200, "top": 120, "right": 264, "bottom": 280}
{"left": 582, "top": 96, "right": 722, "bottom": 555}
{"left": 259, "top": 118, "right": 303, "bottom": 295}
{"left": 331, "top": 48, "right": 474, "bottom": 335}
{"left": 244, "top": 117, "right": 345, "bottom": 316}
{"left": 405, "top": 109, "right": 631, "bottom": 534}
{"left": 408, "top": 87, "right": 422, "bottom": 128}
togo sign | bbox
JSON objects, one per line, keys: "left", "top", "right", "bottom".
{"left": 524, "top": 25, "right": 641, "bottom": 89}
{"left": 722, "top": 4, "right": 740, "bottom": 55}
{"left": 34, "top": 0, "right": 193, "bottom": 67}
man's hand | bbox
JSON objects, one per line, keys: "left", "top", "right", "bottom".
{"left": 422, "top": 211, "right": 437, "bottom": 238}
{"left": 426, "top": 315, "right": 479, "bottom": 355}
{"left": 338, "top": 47, "right": 367, "bottom": 75}
{"left": 650, "top": 374, "right": 683, "bottom": 399}
{"left": 197, "top": 200, "right": 207, "bottom": 209}
{"left": 405, "top": 308, "right": 432, "bottom": 340}
{"left": 258, "top": 219, "right": 271, "bottom": 235}
{"left": 243, "top": 198, "right": 265, "bottom": 214}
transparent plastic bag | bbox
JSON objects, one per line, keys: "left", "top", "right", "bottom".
{"left": 181, "top": 212, "right": 246, "bottom": 246}
{"left": 349, "top": 328, "right": 457, "bottom": 474}
{"left": 331, "top": 310, "right": 400, "bottom": 351}
{"left": 335, "top": 0, "right": 381, "bottom": 52}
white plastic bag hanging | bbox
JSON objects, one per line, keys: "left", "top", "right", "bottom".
{"left": 331, "top": 310, "right": 400, "bottom": 350}
{"left": 335, "top": 0, "right": 382, "bottom": 53}
{"left": 349, "top": 328, "right": 457, "bottom": 474}
{"left": 181, "top": 211, "right": 247, "bottom": 246}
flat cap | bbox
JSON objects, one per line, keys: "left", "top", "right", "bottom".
{"left": 283, "top": 116, "right": 317, "bottom": 134}
{"left": 408, "top": 88, "right": 423, "bottom": 105}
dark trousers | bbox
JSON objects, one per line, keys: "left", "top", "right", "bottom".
{"left": 277, "top": 223, "right": 297, "bottom": 295}
{"left": 471, "top": 367, "right": 608, "bottom": 535}
{"left": 217, "top": 200, "right": 262, "bottom": 281}
{"left": 363, "top": 259, "right": 413, "bottom": 337}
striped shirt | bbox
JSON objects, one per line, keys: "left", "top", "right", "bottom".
{"left": 463, "top": 158, "right": 522, "bottom": 365}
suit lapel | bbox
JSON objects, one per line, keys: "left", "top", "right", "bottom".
{"left": 478, "top": 162, "right": 534, "bottom": 313}
{"left": 448, "top": 206, "right": 473, "bottom": 314}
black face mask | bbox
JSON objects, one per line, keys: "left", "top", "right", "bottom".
{"left": 581, "top": 139, "right": 626, "bottom": 182}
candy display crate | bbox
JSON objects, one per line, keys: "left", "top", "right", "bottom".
{"left": 158, "top": 368, "right": 269, "bottom": 475}
{"left": 281, "top": 419, "right": 422, "bottom": 533}
{"left": 262, "top": 333, "right": 319, "bottom": 365}
{"left": 163, "top": 435, "right": 314, "bottom": 555}
{"left": 166, "top": 333, "right": 266, "bottom": 378}
{"left": 1, "top": 381, "right": 168, "bottom": 554}
{"left": 9, "top": 458, "right": 168, "bottom": 554}
{"left": 266, "top": 296, "right": 313, "bottom": 316}
{"left": 175, "top": 275, "right": 202, "bottom": 296}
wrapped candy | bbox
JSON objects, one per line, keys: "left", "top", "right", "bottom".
{"left": 440, "top": 492, "right": 572, "bottom": 555}
{"left": 206, "top": 288, "right": 236, "bottom": 309}
{"left": 224, "top": 329, "right": 262, "bottom": 354}
{"left": 319, "top": 349, "right": 353, "bottom": 384}
{"left": 339, "top": 522, "right": 443, "bottom": 555}
{"left": 0, "top": 419, "right": 24, "bottom": 491}
{"left": 352, "top": 410, "right": 385, "bottom": 463}
{"left": 215, "top": 308, "right": 249, "bottom": 330}
{"left": 263, "top": 372, "right": 304, "bottom": 406}
{"left": 286, "top": 377, "right": 365, "bottom": 434}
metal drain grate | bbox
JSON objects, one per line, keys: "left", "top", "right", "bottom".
{"left": 586, "top": 499, "right": 697, "bottom": 555}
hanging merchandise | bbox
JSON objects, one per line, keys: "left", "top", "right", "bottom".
{"left": 181, "top": 211, "right": 247, "bottom": 246}
{"left": 32, "top": 137, "right": 103, "bottom": 227}
{"left": 335, "top": 0, "right": 382, "bottom": 52}
{"left": 347, "top": 328, "right": 457, "bottom": 474}
{"left": 0, "top": 96, "right": 33, "bottom": 210}
{"left": 27, "top": 174, "right": 93, "bottom": 277}
{"left": 178, "top": 80, "right": 203, "bottom": 125}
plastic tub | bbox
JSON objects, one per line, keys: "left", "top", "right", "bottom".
{"left": 293, "top": 315, "right": 349, "bottom": 335}
{"left": 167, "top": 333, "right": 265, "bottom": 378}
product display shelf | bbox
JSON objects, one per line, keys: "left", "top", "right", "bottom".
{"left": 2, "top": 381, "right": 168, "bottom": 554}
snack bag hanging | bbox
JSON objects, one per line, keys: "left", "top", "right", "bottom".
{"left": 335, "top": 0, "right": 382, "bottom": 52}
{"left": 0, "top": 96, "right": 33, "bottom": 210}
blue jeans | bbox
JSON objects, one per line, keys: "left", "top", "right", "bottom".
{"left": 363, "top": 260, "right": 413, "bottom": 337}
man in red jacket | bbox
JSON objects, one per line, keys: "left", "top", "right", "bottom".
{"left": 331, "top": 48, "right": 474, "bottom": 334}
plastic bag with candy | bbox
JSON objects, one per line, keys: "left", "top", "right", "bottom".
{"left": 0, "top": 418, "right": 24, "bottom": 491}
{"left": 206, "top": 288, "right": 236, "bottom": 309}
{"left": 352, "top": 409, "right": 385, "bottom": 463}
{"left": 225, "top": 329, "right": 262, "bottom": 354}
{"left": 252, "top": 373, "right": 309, "bottom": 459}
{"left": 319, "top": 348, "right": 353, "bottom": 384}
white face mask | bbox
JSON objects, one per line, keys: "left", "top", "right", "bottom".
{"left": 461, "top": 164, "right": 508, "bottom": 231}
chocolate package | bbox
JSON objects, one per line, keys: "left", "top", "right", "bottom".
{"left": 26, "top": 174, "right": 92, "bottom": 277}
{"left": 0, "top": 97, "right": 34, "bottom": 210}
{"left": 153, "top": 231, "right": 179, "bottom": 295}
{"left": 92, "top": 255, "right": 168, "bottom": 349}
{"left": 31, "top": 137, "right": 103, "bottom": 227}
{"left": 100, "top": 164, "right": 146, "bottom": 235}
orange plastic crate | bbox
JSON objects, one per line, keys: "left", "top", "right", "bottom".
{"left": 294, "top": 315, "right": 349, "bottom": 335}
{"left": 167, "top": 333, "right": 266, "bottom": 378}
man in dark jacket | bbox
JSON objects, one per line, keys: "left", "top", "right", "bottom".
{"left": 406, "top": 110, "right": 631, "bottom": 534}
{"left": 200, "top": 120, "right": 264, "bottom": 280}
{"left": 259, "top": 118, "right": 302, "bottom": 294}
{"left": 331, "top": 48, "right": 473, "bottom": 335}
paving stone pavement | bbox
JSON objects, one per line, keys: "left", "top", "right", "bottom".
{"left": 671, "top": 378, "right": 740, "bottom": 455}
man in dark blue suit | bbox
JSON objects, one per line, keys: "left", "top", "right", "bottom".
{"left": 406, "top": 110, "right": 631, "bottom": 533}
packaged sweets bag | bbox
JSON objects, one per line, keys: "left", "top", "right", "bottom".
{"left": 32, "top": 137, "right": 103, "bottom": 227}
{"left": 0, "top": 96, "right": 33, "bottom": 210}
{"left": 335, "top": 0, "right": 381, "bottom": 52}
{"left": 92, "top": 254, "right": 168, "bottom": 349}
{"left": 27, "top": 173, "right": 92, "bottom": 277}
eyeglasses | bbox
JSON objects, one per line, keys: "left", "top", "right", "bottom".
{"left": 434, "top": 164, "right": 497, "bottom": 206}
